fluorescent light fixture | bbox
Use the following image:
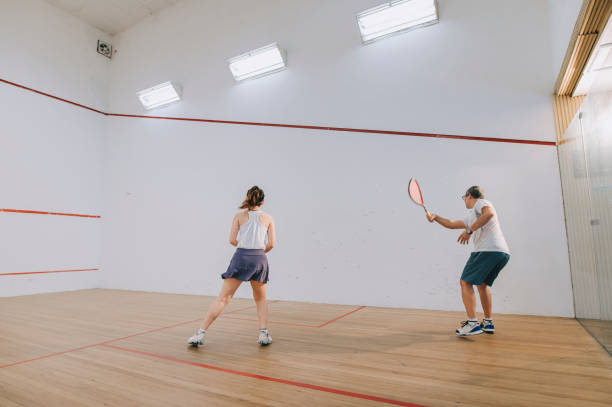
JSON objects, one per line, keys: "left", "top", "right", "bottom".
{"left": 137, "top": 81, "right": 182, "bottom": 110}
{"left": 227, "top": 43, "right": 287, "bottom": 82}
{"left": 357, "top": 0, "right": 438, "bottom": 44}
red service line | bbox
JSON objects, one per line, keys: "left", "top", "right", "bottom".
{"left": 222, "top": 300, "right": 279, "bottom": 315}
{"left": 223, "top": 305, "right": 365, "bottom": 328}
{"left": 318, "top": 306, "right": 367, "bottom": 328}
{"left": 100, "top": 343, "right": 428, "bottom": 407}
{"left": 0, "top": 268, "right": 99, "bottom": 276}
{"left": 222, "top": 316, "right": 319, "bottom": 328}
{"left": 0, "top": 302, "right": 365, "bottom": 369}
{"left": 0, "top": 343, "right": 101, "bottom": 369}
{"left": 0, "top": 208, "right": 101, "bottom": 218}
{"left": 0, "top": 77, "right": 555, "bottom": 146}
{"left": 101, "top": 318, "right": 202, "bottom": 345}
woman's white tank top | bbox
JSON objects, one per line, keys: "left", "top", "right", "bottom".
{"left": 237, "top": 210, "right": 268, "bottom": 250}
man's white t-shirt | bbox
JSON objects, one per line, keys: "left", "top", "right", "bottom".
{"left": 463, "top": 199, "right": 510, "bottom": 254}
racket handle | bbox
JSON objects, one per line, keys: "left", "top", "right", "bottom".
{"left": 424, "top": 207, "right": 431, "bottom": 217}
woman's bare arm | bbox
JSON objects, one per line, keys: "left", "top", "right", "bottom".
{"left": 229, "top": 214, "right": 240, "bottom": 246}
{"left": 265, "top": 216, "right": 275, "bottom": 253}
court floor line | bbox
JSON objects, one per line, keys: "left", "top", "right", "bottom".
{"left": 100, "top": 343, "right": 428, "bottom": 407}
{"left": 0, "top": 302, "right": 262, "bottom": 369}
{"left": 0, "top": 301, "right": 364, "bottom": 369}
{"left": 222, "top": 316, "right": 320, "bottom": 328}
{"left": 222, "top": 305, "right": 367, "bottom": 328}
{"left": 0, "top": 343, "right": 101, "bottom": 369}
{"left": 318, "top": 305, "right": 367, "bottom": 327}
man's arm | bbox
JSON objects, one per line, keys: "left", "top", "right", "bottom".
{"left": 468, "top": 205, "right": 494, "bottom": 232}
{"left": 457, "top": 205, "right": 494, "bottom": 245}
{"left": 427, "top": 213, "right": 465, "bottom": 229}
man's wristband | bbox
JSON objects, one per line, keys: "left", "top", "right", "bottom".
{"left": 465, "top": 227, "right": 473, "bottom": 235}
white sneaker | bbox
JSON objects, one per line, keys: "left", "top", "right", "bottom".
{"left": 258, "top": 330, "right": 272, "bottom": 346}
{"left": 188, "top": 329, "right": 205, "bottom": 346}
{"left": 481, "top": 319, "right": 495, "bottom": 334}
{"left": 455, "top": 320, "right": 483, "bottom": 336}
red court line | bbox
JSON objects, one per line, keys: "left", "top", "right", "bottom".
{"left": 0, "top": 343, "right": 100, "bottom": 369}
{"left": 109, "top": 113, "right": 556, "bottom": 146}
{"left": 0, "top": 78, "right": 106, "bottom": 115}
{"left": 222, "top": 316, "right": 319, "bottom": 328}
{"left": 222, "top": 300, "right": 279, "bottom": 316}
{"left": 101, "top": 302, "right": 276, "bottom": 344}
{"left": 102, "top": 318, "right": 203, "bottom": 344}
{"left": 100, "top": 343, "right": 427, "bottom": 407}
{"left": 0, "top": 268, "right": 99, "bottom": 276}
{"left": 102, "top": 301, "right": 280, "bottom": 344}
{"left": 0, "top": 318, "right": 202, "bottom": 369}
{"left": 0, "top": 76, "right": 555, "bottom": 146}
{"left": 0, "top": 301, "right": 277, "bottom": 369}
{"left": 0, "top": 301, "right": 362, "bottom": 369}
{"left": 318, "top": 306, "right": 367, "bottom": 328}
{"left": 0, "top": 208, "right": 101, "bottom": 218}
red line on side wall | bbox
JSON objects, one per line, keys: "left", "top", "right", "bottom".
{"left": 100, "top": 344, "right": 428, "bottom": 407}
{"left": 318, "top": 306, "right": 367, "bottom": 328}
{"left": 0, "top": 78, "right": 106, "bottom": 115}
{"left": 0, "top": 208, "right": 101, "bottom": 218}
{"left": 0, "top": 77, "right": 556, "bottom": 146}
{"left": 0, "top": 268, "right": 99, "bottom": 276}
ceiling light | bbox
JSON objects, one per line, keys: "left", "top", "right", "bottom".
{"left": 227, "top": 43, "right": 287, "bottom": 82}
{"left": 137, "top": 81, "right": 182, "bottom": 110}
{"left": 357, "top": 0, "right": 438, "bottom": 44}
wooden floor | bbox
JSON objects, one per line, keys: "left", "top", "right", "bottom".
{"left": 0, "top": 290, "right": 611, "bottom": 407}
{"left": 579, "top": 319, "right": 612, "bottom": 355}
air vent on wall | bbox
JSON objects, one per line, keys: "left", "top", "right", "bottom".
{"left": 97, "top": 40, "right": 113, "bottom": 59}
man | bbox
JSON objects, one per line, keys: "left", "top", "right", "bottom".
{"left": 427, "top": 186, "right": 510, "bottom": 336}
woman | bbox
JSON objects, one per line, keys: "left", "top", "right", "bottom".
{"left": 188, "top": 186, "right": 276, "bottom": 346}
{"left": 427, "top": 186, "right": 510, "bottom": 336}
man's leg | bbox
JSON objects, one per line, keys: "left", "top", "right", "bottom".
{"left": 477, "top": 283, "right": 492, "bottom": 319}
{"left": 460, "top": 279, "right": 477, "bottom": 319}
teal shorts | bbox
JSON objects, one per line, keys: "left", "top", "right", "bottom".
{"left": 461, "top": 252, "right": 510, "bottom": 286}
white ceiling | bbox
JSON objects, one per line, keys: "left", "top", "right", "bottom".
{"left": 44, "top": 0, "right": 182, "bottom": 35}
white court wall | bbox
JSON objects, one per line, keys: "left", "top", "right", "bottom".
{"left": 108, "top": 0, "right": 559, "bottom": 142}
{"left": 102, "top": 118, "right": 572, "bottom": 316}
{"left": 100, "top": 0, "right": 576, "bottom": 317}
{"left": 0, "top": 0, "right": 108, "bottom": 296}
{"left": 0, "top": 0, "right": 579, "bottom": 316}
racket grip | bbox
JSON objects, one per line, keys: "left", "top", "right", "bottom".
{"left": 424, "top": 208, "right": 432, "bottom": 217}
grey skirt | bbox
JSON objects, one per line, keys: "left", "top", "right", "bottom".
{"left": 221, "top": 248, "right": 269, "bottom": 283}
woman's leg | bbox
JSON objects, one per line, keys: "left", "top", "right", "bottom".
{"left": 201, "top": 278, "right": 242, "bottom": 330}
{"left": 477, "top": 283, "right": 492, "bottom": 319}
{"left": 460, "top": 279, "right": 477, "bottom": 319}
{"left": 250, "top": 281, "right": 268, "bottom": 330}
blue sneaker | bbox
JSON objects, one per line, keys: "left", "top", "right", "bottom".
{"left": 455, "top": 320, "right": 483, "bottom": 336}
{"left": 481, "top": 319, "right": 495, "bottom": 334}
